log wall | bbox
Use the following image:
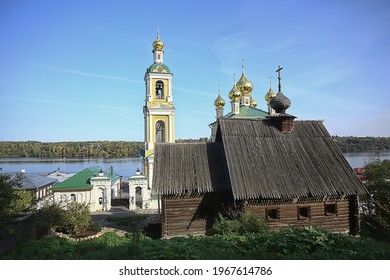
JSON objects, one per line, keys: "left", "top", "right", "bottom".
{"left": 161, "top": 192, "right": 232, "bottom": 238}
{"left": 161, "top": 194, "right": 358, "bottom": 237}
{"left": 243, "top": 198, "right": 351, "bottom": 234}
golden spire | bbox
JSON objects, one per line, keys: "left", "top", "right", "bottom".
{"left": 228, "top": 73, "right": 241, "bottom": 101}
{"left": 214, "top": 84, "right": 226, "bottom": 109}
{"left": 265, "top": 76, "right": 276, "bottom": 103}
{"left": 236, "top": 58, "right": 253, "bottom": 96}
{"left": 153, "top": 28, "right": 164, "bottom": 51}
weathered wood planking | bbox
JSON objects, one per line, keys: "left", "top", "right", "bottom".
{"left": 243, "top": 198, "right": 351, "bottom": 233}
{"left": 161, "top": 192, "right": 232, "bottom": 238}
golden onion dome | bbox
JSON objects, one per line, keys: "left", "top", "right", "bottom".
{"left": 250, "top": 97, "right": 257, "bottom": 108}
{"left": 265, "top": 84, "right": 276, "bottom": 103}
{"left": 228, "top": 82, "right": 241, "bottom": 101}
{"left": 236, "top": 64, "right": 253, "bottom": 95}
{"left": 153, "top": 38, "right": 164, "bottom": 51}
{"left": 214, "top": 92, "right": 226, "bottom": 109}
{"left": 153, "top": 31, "right": 164, "bottom": 51}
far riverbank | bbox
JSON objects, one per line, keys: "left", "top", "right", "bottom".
{"left": 0, "top": 151, "right": 389, "bottom": 177}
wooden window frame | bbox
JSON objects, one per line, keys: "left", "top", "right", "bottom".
{"left": 325, "top": 202, "right": 337, "bottom": 216}
{"left": 265, "top": 208, "right": 280, "bottom": 221}
{"left": 297, "top": 206, "right": 311, "bottom": 220}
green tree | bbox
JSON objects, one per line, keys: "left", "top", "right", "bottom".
{"left": 0, "top": 174, "right": 32, "bottom": 226}
{"left": 362, "top": 158, "right": 390, "bottom": 239}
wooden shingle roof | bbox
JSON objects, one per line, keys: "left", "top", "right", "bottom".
{"left": 218, "top": 118, "right": 369, "bottom": 200}
{"left": 153, "top": 142, "right": 231, "bottom": 195}
{"left": 152, "top": 118, "right": 368, "bottom": 199}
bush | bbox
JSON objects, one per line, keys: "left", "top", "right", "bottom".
{"left": 212, "top": 212, "right": 268, "bottom": 235}
{"left": 63, "top": 202, "right": 91, "bottom": 235}
{"left": 35, "top": 201, "right": 92, "bottom": 236}
{"left": 34, "top": 202, "right": 67, "bottom": 237}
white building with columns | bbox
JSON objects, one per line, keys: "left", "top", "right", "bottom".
{"left": 51, "top": 166, "right": 121, "bottom": 212}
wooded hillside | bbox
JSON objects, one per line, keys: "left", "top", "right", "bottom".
{"left": 332, "top": 136, "right": 390, "bottom": 152}
{"left": 0, "top": 136, "right": 389, "bottom": 158}
{"left": 0, "top": 141, "right": 143, "bottom": 158}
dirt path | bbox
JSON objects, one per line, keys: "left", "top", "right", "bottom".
{"left": 90, "top": 206, "right": 160, "bottom": 237}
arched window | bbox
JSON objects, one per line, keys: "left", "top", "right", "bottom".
{"left": 70, "top": 194, "right": 76, "bottom": 202}
{"left": 155, "top": 121, "right": 165, "bottom": 143}
{"left": 155, "top": 80, "right": 164, "bottom": 99}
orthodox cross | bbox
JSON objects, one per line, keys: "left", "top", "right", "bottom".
{"left": 241, "top": 58, "right": 245, "bottom": 74}
{"left": 276, "top": 66, "right": 283, "bottom": 92}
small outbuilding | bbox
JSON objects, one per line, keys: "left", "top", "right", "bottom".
{"left": 8, "top": 172, "right": 57, "bottom": 202}
{"left": 51, "top": 166, "right": 121, "bottom": 212}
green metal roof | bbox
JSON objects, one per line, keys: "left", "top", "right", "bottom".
{"left": 128, "top": 174, "right": 148, "bottom": 180}
{"left": 210, "top": 105, "right": 269, "bottom": 126}
{"left": 51, "top": 165, "right": 120, "bottom": 191}
{"left": 224, "top": 106, "right": 269, "bottom": 119}
{"left": 146, "top": 63, "right": 171, "bottom": 74}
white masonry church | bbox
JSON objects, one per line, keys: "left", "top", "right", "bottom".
{"left": 128, "top": 31, "right": 175, "bottom": 211}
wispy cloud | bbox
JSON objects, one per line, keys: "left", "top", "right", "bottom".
{"left": 34, "top": 63, "right": 143, "bottom": 84}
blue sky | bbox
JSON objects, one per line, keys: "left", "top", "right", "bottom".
{"left": 1, "top": 0, "right": 389, "bottom": 141}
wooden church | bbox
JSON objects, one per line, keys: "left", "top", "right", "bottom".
{"left": 152, "top": 65, "right": 369, "bottom": 238}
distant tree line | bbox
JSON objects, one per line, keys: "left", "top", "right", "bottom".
{"left": 0, "top": 136, "right": 389, "bottom": 158}
{"left": 332, "top": 136, "right": 390, "bottom": 152}
{"left": 0, "top": 141, "right": 143, "bottom": 158}
{"left": 175, "top": 137, "right": 209, "bottom": 143}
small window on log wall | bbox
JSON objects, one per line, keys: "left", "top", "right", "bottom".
{"left": 325, "top": 203, "right": 337, "bottom": 216}
{"left": 298, "top": 206, "right": 310, "bottom": 220}
{"left": 266, "top": 208, "right": 280, "bottom": 221}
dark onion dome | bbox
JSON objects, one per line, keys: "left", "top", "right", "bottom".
{"left": 269, "top": 91, "right": 291, "bottom": 113}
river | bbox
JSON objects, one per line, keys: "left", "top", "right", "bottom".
{"left": 0, "top": 151, "right": 390, "bottom": 178}
{"left": 0, "top": 157, "right": 143, "bottom": 178}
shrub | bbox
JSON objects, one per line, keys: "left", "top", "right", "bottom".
{"left": 35, "top": 201, "right": 92, "bottom": 236}
{"left": 34, "top": 202, "right": 67, "bottom": 237}
{"left": 63, "top": 202, "right": 91, "bottom": 235}
{"left": 212, "top": 212, "right": 268, "bottom": 235}
{"left": 88, "top": 222, "right": 102, "bottom": 233}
